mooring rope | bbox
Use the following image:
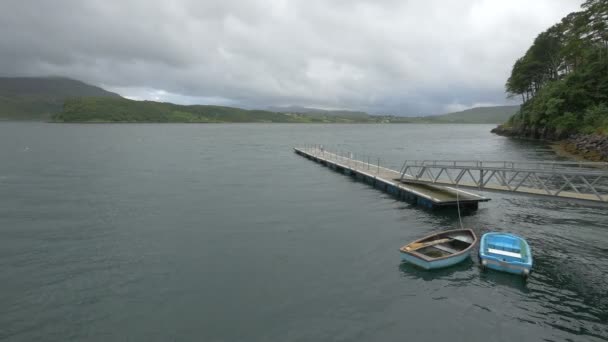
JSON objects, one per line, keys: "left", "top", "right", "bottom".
{"left": 456, "top": 182, "right": 464, "bottom": 230}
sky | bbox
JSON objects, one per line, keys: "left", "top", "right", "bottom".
{"left": 0, "top": 0, "right": 583, "bottom": 115}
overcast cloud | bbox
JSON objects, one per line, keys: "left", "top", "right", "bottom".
{"left": 0, "top": 0, "right": 582, "bottom": 115}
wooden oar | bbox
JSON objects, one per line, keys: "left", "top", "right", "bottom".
{"left": 405, "top": 238, "right": 452, "bottom": 251}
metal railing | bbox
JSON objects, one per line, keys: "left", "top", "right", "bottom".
{"left": 399, "top": 159, "right": 608, "bottom": 202}
{"left": 298, "top": 144, "right": 389, "bottom": 174}
{"left": 401, "top": 160, "right": 608, "bottom": 172}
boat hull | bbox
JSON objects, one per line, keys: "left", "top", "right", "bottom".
{"left": 399, "top": 229, "right": 477, "bottom": 270}
{"left": 479, "top": 233, "right": 533, "bottom": 277}
{"left": 480, "top": 257, "right": 531, "bottom": 275}
{"left": 400, "top": 249, "right": 471, "bottom": 270}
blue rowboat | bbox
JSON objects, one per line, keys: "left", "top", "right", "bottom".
{"left": 399, "top": 229, "right": 477, "bottom": 270}
{"left": 479, "top": 233, "right": 533, "bottom": 278}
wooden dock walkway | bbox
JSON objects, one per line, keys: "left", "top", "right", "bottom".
{"left": 294, "top": 147, "right": 489, "bottom": 210}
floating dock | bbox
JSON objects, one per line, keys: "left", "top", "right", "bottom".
{"left": 294, "top": 147, "right": 489, "bottom": 210}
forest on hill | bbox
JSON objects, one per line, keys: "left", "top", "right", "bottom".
{"left": 501, "top": 0, "right": 608, "bottom": 138}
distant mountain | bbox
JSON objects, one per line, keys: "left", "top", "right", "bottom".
{"left": 267, "top": 105, "right": 369, "bottom": 118}
{"left": 0, "top": 76, "right": 519, "bottom": 124}
{"left": 266, "top": 105, "right": 520, "bottom": 123}
{"left": 0, "top": 77, "right": 120, "bottom": 120}
{"left": 53, "top": 97, "right": 520, "bottom": 124}
{"left": 267, "top": 105, "right": 325, "bottom": 113}
{"left": 423, "top": 105, "right": 520, "bottom": 124}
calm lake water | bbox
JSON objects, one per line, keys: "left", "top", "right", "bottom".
{"left": 0, "top": 123, "right": 607, "bottom": 342}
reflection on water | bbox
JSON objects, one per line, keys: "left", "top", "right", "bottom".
{"left": 478, "top": 267, "right": 531, "bottom": 293}
{"left": 399, "top": 254, "right": 531, "bottom": 292}
{"left": 398, "top": 259, "right": 475, "bottom": 282}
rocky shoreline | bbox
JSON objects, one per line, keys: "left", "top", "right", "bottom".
{"left": 491, "top": 125, "right": 608, "bottom": 162}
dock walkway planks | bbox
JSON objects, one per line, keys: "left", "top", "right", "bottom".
{"left": 294, "top": 147, "right": 489, "bottom": 210}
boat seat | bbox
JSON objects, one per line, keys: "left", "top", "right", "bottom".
{"left": 450, "top": 236, "right": 471, "bottom": 244}
{"left": 488, "top": 248, "right": 521, "bottom": 258}
{"left": 434, "top": 244, "right": 459, "bottom": 254}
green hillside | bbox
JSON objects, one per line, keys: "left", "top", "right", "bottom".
{"left": 265, "top": 105, "right": 519, "bottom": 123}
{"left": 2, "top": 76, "right": 520, "bottom": 124}
{"left": 383, "top": 105, "right": 520, "bottom": 124}
{"left": 54, "top": 97, "right": 397, "bottom": 123}
{"left": 425, "top": 105, "right": 520, "bottom": 124}
{"left": 53, "top": 96, "right": 520, "bottom": 124}
{"left": 0, "top": 77, "right": 120, "bottom": 120}
{"left": 54, "top": 97, "right": 320, "bottom": 123}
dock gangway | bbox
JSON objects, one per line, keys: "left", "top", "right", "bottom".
{"left": 399, "top": 159, "right": 608, "bottom": 204}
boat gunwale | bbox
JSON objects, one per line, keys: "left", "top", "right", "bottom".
{"left": 399, "top": 229, "right": 478, "bottom": 262}
{"left": 479, "top": 232, "right": 533, "bottom": 266}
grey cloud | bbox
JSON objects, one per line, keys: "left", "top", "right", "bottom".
{"left": 0, "top": 0, "right": 582, "bottom": 115}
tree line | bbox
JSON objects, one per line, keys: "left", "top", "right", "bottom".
{"left": 505, "top": 0, "right": 608, "bottom": 135}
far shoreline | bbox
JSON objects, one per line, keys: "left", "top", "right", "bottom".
{"left": 1, "top": 119, "right": 503, "bottom": 125}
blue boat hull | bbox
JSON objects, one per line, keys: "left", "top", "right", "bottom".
{"left": 479, "top": 233, "right": 533, "bottom": 277}
{"left": 400, "top": 250, "right": 471, "bottom": 270}
{"left": 479, "top": 257, "right": 531, "bottom": 275}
